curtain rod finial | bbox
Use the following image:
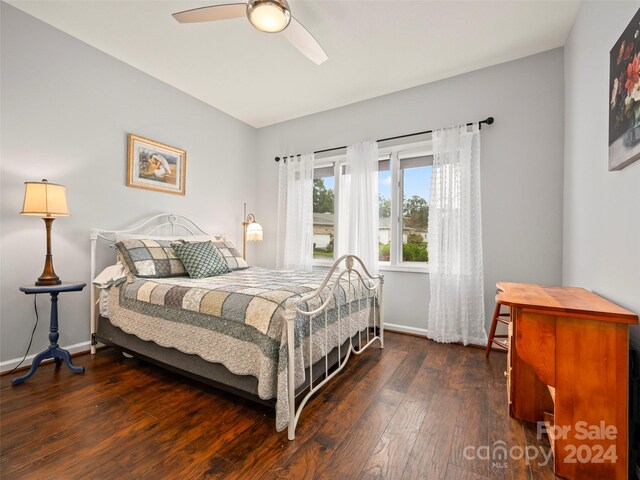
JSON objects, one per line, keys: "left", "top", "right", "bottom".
{"left": 485, "top": 117, "right": 494, "bottom": 125}
{"left": 275, "top": 156, "right": 281, "bottom": 162}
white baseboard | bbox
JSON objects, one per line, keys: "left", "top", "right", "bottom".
{"left": 383, "top": 324, "right": 487, "bottom": 347}
{"left": 384, "top": 323, "right": 428, "bottom": 337}
{"left": 0, "top": 341, "right": 91, "bottom": 373}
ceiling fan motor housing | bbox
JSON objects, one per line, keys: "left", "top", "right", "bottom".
{"left": 246, "top": 0, "right": 292, "bottom": 33}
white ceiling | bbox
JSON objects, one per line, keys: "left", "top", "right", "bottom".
{"left": 8, "top": 0, "right": 580, "bottom": 128}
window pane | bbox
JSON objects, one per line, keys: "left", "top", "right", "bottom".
{"left": 401, "top": 164, "right": 431, "bottom": 263}
{"left": 313, "top": 170, "right": 334, "bottom": 260}
{"left": 399, "top": 154, "right": 433, "bottom": 169}
{"left": 378, "top": 161, "right": 391, "bottom": 262}
{"left": 314, "top": 165, "right": 334, "bottom": 179}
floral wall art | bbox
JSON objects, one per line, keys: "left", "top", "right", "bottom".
{"left": 609, "top": 7, "right": 640, "bottom": 171}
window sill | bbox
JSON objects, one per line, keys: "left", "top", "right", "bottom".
{"left": 379, "top": 264, "right": 429, "bottom": 274}
{"left": 313, "top": 261, "right": 429, "bottom": 274}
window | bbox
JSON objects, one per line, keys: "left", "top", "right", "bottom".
{"left": 312, "top": 165, "right": 335, "bottom": 260}
{"left": 377, "top": 148, "right": 432, "bottom": 267}
{"left": 312, "top": 141, "right": 432, "bottom": 270}
{"left": 399, "top": 154, "right": 432, "bottom": 263}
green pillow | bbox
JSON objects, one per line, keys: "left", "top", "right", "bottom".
{"left": 172, "top": 241, "right": 230, "bottom": 279}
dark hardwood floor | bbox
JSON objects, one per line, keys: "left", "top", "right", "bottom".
{"left": 0, "top": 333, "right": 555, "bottom": 479}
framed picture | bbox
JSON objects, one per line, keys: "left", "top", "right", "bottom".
{"left": 609, "top": 8, "right": 640, "bottom": 171}
{"left": 127, "top": 134, "right": 186, "bottom": 195}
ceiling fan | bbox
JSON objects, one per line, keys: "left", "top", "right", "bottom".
{"left": 172, "top": 0, "right": 328, "bottom": 65}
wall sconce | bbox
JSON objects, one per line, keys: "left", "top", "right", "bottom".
{"left": 242, "top": 203, "right": 263, "bottom": 260}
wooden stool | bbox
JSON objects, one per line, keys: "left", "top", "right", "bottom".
{"left": 485, "top": 301, "right": 511, "bottom": 357}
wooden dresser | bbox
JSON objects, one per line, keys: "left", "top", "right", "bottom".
{"left": 497, "top": 282, "right": 638, "bottom": 480}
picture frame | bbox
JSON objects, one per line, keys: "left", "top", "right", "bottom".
{"left": 609, "top": 8, "right": 640, "bottom": 171}
{"left": 127, "top": 134, "right": 186, "bottom": 195}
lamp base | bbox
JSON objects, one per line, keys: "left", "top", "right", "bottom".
{"left": 36, "top": 225, "right": 61, "bottom": 285}
{"left": 35, "top": 275, "right": 61, "bottom": 287}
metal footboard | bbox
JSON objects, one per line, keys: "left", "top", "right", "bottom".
{"left": 286, "top": 254, "right": 384, "bottom": 440}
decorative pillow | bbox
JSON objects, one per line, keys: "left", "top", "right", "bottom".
{"left": 115, "top": 250, "right": 136, "bottom": 283}
{"left": 172, "top": 241, "right": 230, "bottom": 279}
{"left": 212, "top": 241, "right": 249, "bottom": 270}
{"left": 115, "top": 239, "right": 187, "bottom": 278}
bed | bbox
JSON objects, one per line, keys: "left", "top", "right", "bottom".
{"left": 90, "top": 214, "right": 384, "bottom": 440}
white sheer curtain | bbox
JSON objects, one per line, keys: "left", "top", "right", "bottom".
{"left": 276, "top": 153, "right": 315, "bottom": 270}
{"left": 337, "top": 141, "right": 379, "bottom": 274}
{"left": 426, "top": 123, "right": 487, "bottom": 345}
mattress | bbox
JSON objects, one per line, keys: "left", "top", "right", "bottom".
{"left": 107, "top": 267, "right": 378, "bottom": 431}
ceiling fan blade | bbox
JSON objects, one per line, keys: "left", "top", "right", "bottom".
{"left": 282, "top": 17, "right": 328, "bottom": 65}
{"left": 173, "top": 4, "right": 247, "bottom": 23}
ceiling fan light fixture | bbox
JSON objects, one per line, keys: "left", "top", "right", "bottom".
{"left": 246, "top": 0, "right": 291, "bottom": 33}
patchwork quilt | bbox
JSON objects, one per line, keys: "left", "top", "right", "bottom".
{"left": 107, "top": 266, "right": 379, "bottom": 431}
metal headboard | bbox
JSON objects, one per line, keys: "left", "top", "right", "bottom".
{"left": 90, "top": 213, "right": 212, "bottom": 243}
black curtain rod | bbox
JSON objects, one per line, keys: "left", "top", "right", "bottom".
{"left": 274, "top": 116, "right": 494, "bottom": 162}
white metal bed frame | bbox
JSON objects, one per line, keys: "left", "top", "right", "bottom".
{"left": 90, "top": 213, "right": 384, "bottom": 440}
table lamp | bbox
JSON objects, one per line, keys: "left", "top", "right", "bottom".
{"left": 242, "top": 203, "right": 263, "bottom": 260}
{"left": 21, "top": 179, "right": 70, "bottom": 286}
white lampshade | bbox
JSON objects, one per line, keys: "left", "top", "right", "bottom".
{"left": 246, "top": 0, "right": 291, "bottom": 33}
{"left": 246, "top": 221, "right": 263, "bottom": 242}
{"left": 21, "top": 180, "right": 70, "bottom": 217}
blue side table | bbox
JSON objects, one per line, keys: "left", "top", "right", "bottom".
{"left": 12, "top": 282, "right": 87, "bottom": 386}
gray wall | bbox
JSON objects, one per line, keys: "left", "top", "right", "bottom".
{"left": 255, "top": 49, "right": 566, "bottom": 334}
{"left": 563, "top": 1, "right": 640, "bottom": 349}
{"left": 0, "top": 4, "right": 258, "bottom": 363}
